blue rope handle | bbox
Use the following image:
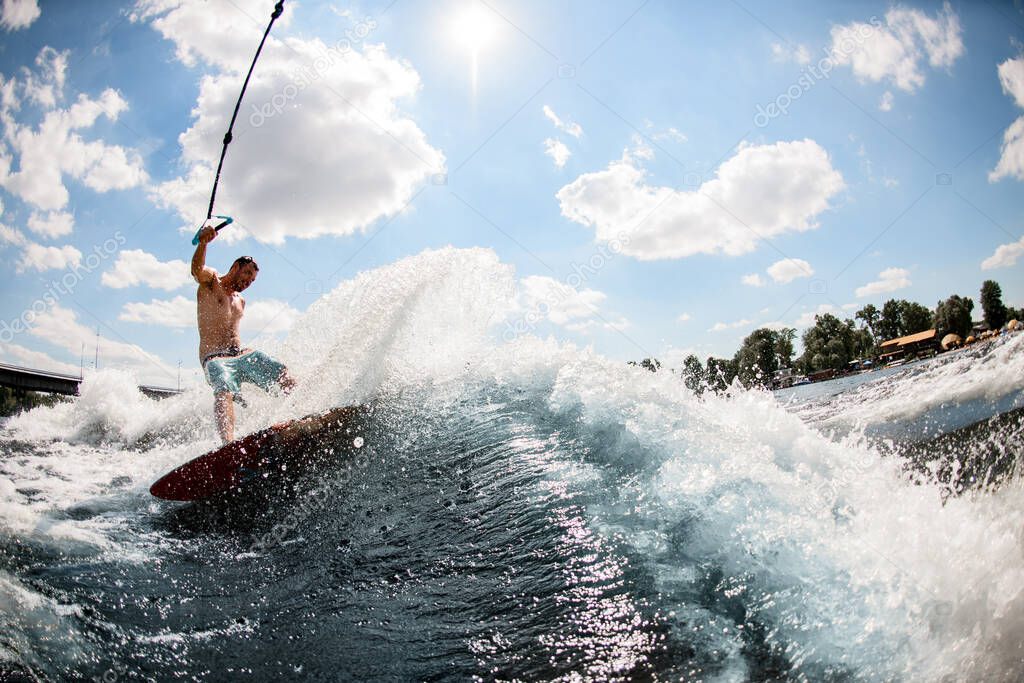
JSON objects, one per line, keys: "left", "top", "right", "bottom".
{"left": 191, "top": 215, "right": 234, "bottom": 245}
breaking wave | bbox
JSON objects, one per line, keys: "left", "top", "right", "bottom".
{"left": 1, "top": 248, "right": 1022, "bottom": 681}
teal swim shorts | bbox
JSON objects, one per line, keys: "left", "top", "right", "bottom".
{"left": 203, "top": 350, "right": 287, "bottom": 397}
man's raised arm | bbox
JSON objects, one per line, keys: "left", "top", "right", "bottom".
{"left": 191, "top": 226, "right": 218, "bottom": 286}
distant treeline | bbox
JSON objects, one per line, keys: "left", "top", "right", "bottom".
{"left": 631, "top": 279, "right": 1020, "bottom": 392}
{"left": 0, "top": 386, "right": 68, "bottom": 417}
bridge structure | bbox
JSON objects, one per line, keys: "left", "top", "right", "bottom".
{"left": 0, "top": 363, "right": 182, "bottom": 399}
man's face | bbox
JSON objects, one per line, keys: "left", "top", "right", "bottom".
{"left": 232, "top": 262, "right": 259, "bottom": 291}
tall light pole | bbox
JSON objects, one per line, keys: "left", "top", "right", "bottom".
{"left": 177, "top": 360, "right": 181, "bottom": 392}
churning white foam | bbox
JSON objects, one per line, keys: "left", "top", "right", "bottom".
{"left": 541, "top": 346, "right": 1024, "bottom": 680}
{"left": 797, "top": 333, "right": 1024, "bottom": 434}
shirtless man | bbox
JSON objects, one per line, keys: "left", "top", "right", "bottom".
{"left": 192, "top": 225, "right": 295, "bottom": 443}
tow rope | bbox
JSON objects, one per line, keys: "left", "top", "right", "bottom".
{"left": 192, "top": 0, "right": 285, "bottom": 244}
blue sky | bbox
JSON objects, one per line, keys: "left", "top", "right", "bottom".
{"left": 0, "top": 0, "right": 1022, "bottom": 387}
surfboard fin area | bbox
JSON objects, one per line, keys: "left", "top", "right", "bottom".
{"left": 149, "top": 405, "right": 365, "bottom": 502}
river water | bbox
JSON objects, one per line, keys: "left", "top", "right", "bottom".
{"left": 2, "top": 248, "right": 1022, "bottom": 681}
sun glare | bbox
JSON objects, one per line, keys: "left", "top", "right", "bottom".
{"left": 449, "top": 2, "right": 500, "bottom": 96}
{"left": 450, "top": 2, "right": 498, "bottom": 55}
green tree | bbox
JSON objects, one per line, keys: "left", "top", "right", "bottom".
{"left": 797, "top": 313, "right": 860, "bottom": 372}
{"left": 933, "top": 295, "right": 973, "bottom": 338}
{"left": 640, "top": 358, "right": 661, "bottom": 372}
{"left": 902, "top": 301, "right": 933, "bottom": 335}
{"left": 733, "top": 328, "right": 780, "bottom": 388}
{"left": 682, "top": 354, "right": 705, "bottom": 394}
{"left": 705, "top": 356, "right": 737, "bottom": 392}
{"left": 855, "top": 304, "right": 880, "bottom": 338}
{"left": 0, "top": 388, "right": 66, "bottom": 417}
{"left": 1007, "top": 306, "right": 1023, "bottom": 323}
{"left": 980, "top": 280, "right": 1008, "bottom": 330}
{"left": 773, "top": 327, "right": 797, "bottom": 368}
{"left": 851, "top": 325, "right": 875, "bottom": 360}
{"left": 628, "top": 358, "right": 662, "bottom": 372}
{"left": 876, "top": 299, "right": 933, "bottom": 341}
{"left": 876, "top": 300, "right": 904, "bottom": 341}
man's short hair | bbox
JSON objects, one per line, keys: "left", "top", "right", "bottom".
{"left": 233, "top": 256, "right": 259, "bottom": 271}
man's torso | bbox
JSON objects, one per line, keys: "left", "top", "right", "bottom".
{"left": 197, "top": 278, "right": 246, "bottom": 362}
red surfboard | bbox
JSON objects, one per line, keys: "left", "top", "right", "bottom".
{"left": 150, "top": 405, "right": 364, "bottom": 501}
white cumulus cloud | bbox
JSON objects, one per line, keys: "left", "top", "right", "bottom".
{"left": 240, "top": 298, "right": 302, "bottom": 337}
{"left": 133, "top": 0, "right": 444, "bottom": 244}
{"left": 19, "top": 46, "right": 66, "bottom": 108}
{"left": 709, "top": 318, "right": 752, "bottom": 333}
{"left": 0, "top": 341, "right": 80, "bottom": 375}
{"left": 519, "top": 275, "right": 606, "bottom": 327}
{"left": 543, "top": 138, "right": 571, "bottom": 169}
{"left": 27, "top": 304, "right": 175, "bottom": 384}
{"left": 830, "top": 3, "right": 963, "bottom": 93}
{"left": 855, "top": 267, "right": 911, "bottom": 298}
{"left": 990, "top": 57, "right": 1024, "bottom": 183}
{"left": 996, "top": 55, "right": 1024, "bottom": 110}
{"left": 742, "top": 273, "right": 766, "bottom": 287}
{"left": 27, "top": 210, "right": 73, "bottom": 238}
{"left": 771, "top": 42, "right": 811, "bottom": 65}
{"left": 132, "top": 0, "right": 294, "bottom": 71}
{"left": 0, "top": 224, "right": 27, "bottom": 246}
{"left": 0, "top": 49, "right": 148, "bottom": 211}
{"left": 1, "top": 0, "right": 40, "bottom": 31}
{"left": 542, "top": 105, "right": 583, "bottom": 138}
{"left": 643, "top": 121, "right": 688, "bottom": 144}
{"left": 879, "top": 90, "right": 894, "bottom": 111}
{"left": 556, "top": 138, "right": 843, "bottom": 260}
{"left": 102, "top": 249, "right": 192, "bottom": 291}
{"left": 119, "top": 295, "right": 193, "bottom": 328}
{"left": 981, "top": 236, "right": 1024, "bottom": 270}
{"left": 767, "top": 257, "right": 814, "bottom": 283}
{"left": 17, "top": 242, "right": 81, "bottom": 272}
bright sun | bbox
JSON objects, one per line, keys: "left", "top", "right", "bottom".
{"left": 450, "top": 2, "right": 499, "bottom": 57}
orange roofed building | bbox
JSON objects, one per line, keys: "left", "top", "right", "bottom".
{"left": 878, "top": 329, "right": 939, "bottom": 365}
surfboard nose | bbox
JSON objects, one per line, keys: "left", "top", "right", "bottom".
{"left": 149, "top": 406, "right": 366, "bottom": 501}
{"left": 149, "top": 429, "right": 272, "bottom": 501}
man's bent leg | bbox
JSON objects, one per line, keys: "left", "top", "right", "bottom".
{"left": 214, "top": 391, "right": 235, "bottom": 443}
{"left": 239, "top": 350, "right": 294, "bottom": 395}
{"left": 205, "top": 357, "right": 240, "bottom": 442}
